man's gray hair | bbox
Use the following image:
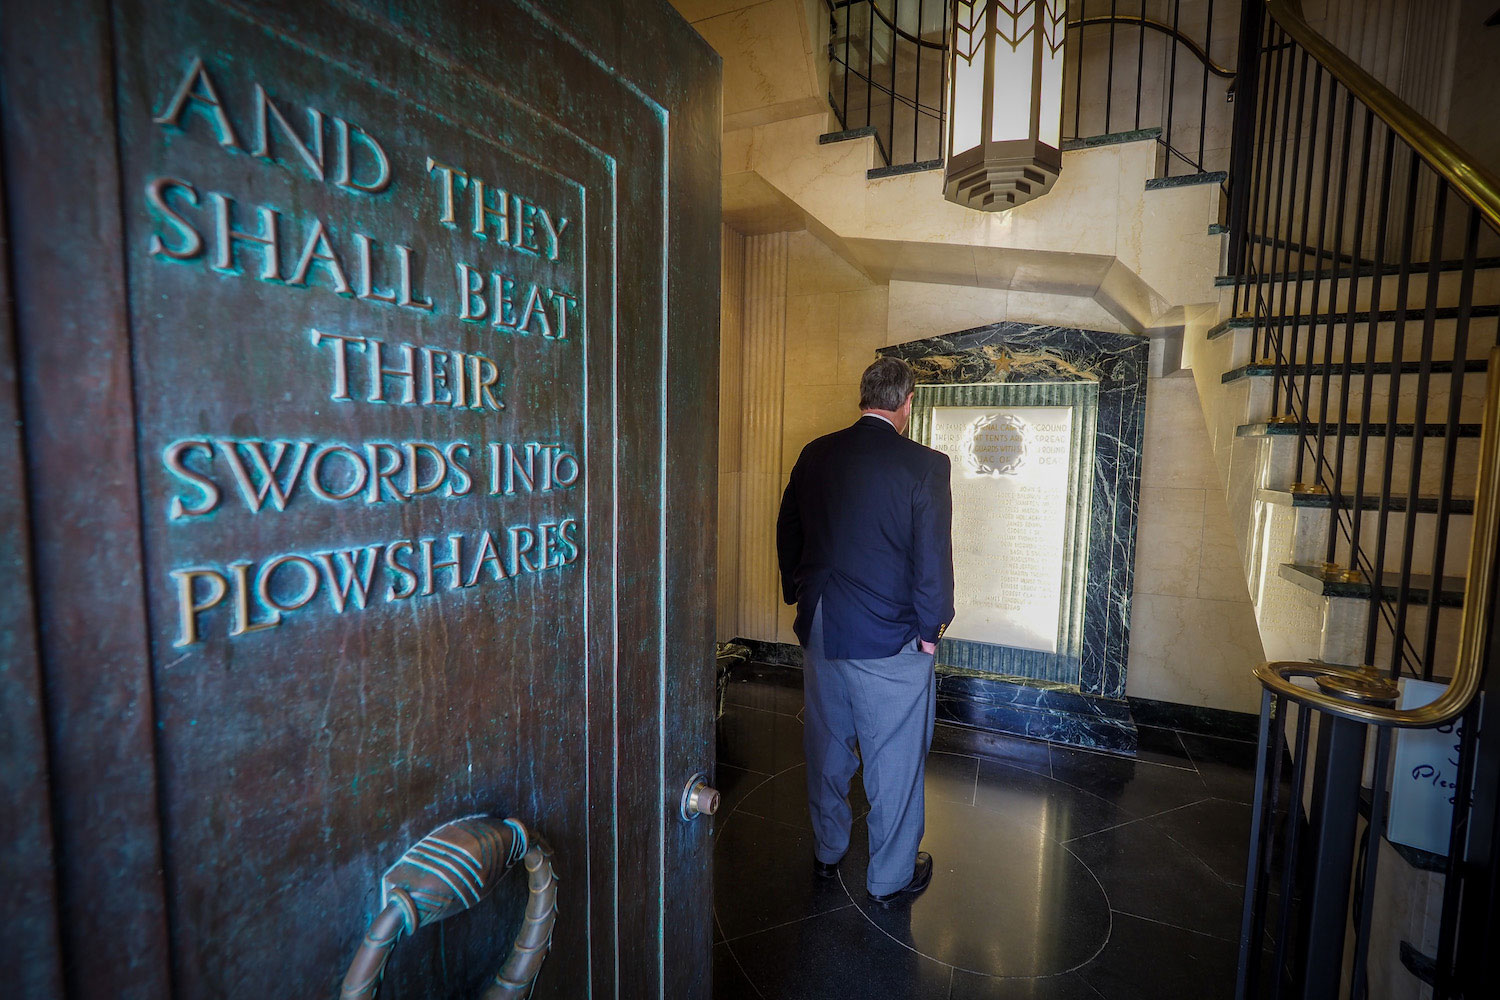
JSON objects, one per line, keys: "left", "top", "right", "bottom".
{"left": 859, "top": 357, "right": 916, "bottom": 411}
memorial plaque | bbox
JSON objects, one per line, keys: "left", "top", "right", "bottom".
{"left": 0, "top": 0, "right": 719, "bottom": 997}
{"left": 930, "top": 405, "right": 1076, "bottom": 652}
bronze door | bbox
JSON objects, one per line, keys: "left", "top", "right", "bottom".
{"left": 0, "top": 1, "right": 720, "bottom": 997}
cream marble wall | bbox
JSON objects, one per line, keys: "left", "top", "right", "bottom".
{"left": 1126, "top": 374, "right": 1267, "bottom": 714}
{"left": 671, "top": 0, "right": 830, "bottom": 131}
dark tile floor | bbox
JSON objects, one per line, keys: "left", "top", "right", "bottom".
{"left": 712, "top": 663, "right": 1259, "bottom": 1000}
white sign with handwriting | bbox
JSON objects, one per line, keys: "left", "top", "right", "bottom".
{"left": 1387, "top": 679, "right": 1477, "bottom": 857}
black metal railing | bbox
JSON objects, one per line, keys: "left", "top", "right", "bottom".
{"left": 826, "top": 1, "right": 1233, "bottom": 176}
{"left": 1065, "top": 0, "right": 1237, "bottom": 177}
{"left": 826, "top": 0, "right": 950, "bottom": 169}
{"left": 1225, "top": 0, "right": 1500, "bottom": 684}
{"left": 1225, "top": 1, "right": 1500, "bottom": 996}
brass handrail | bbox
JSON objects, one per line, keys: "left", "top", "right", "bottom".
{"left": 1254, "top": 349, "right": 1500, "bottom": 727}
{"left": 1267, "top": 0, "right": 1500, "bottom": 235}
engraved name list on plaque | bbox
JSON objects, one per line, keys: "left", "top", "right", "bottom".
{"left": 929, "top": 405, "right": 1076, "bottom": 653}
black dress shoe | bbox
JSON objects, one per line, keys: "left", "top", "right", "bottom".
{"left": 867, "top": 852, "right": 933, "bottom": 907}
{"left": 814, "top": 857, "right": 841, "bottom": 879}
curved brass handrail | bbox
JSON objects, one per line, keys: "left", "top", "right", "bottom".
{"left": 1255, "top": 349, "right": 1500, "bottom": 727}
{"left": 1267, "top": 0, "right": 1500, "bottom": 235}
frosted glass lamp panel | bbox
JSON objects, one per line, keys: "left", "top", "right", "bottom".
{"left": 1038, "top": 3, "right": 1066, "bottom": 148}
{"left": 989, "top": 39, "right": 1034, "bottom": 143}
{"left": 929, "top": 405, "right": 1075, "bottom": 653}
{"left": 950, "top": 2, "right": 988, "bottom": 155}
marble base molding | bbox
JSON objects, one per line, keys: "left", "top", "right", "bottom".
{"left": 1126, "top": 696, "right": 1261, "bottom": 743}
{"left": 936, "top": 671, "right": 1138, "bottom": 755}
{"left": 731, "top": 637, "right": 804, "bottom": 668}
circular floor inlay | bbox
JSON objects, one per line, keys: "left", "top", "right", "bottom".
{"left": 841, "top": 781, "right": 1111, "bottom": 978}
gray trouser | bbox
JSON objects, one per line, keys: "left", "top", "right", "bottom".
{"left": 802, "top": 602, "right": 937, "bottom": 894}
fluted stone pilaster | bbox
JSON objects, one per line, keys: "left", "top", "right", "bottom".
{"left": 735, "top": 232, "right": 789, "bottom": 642}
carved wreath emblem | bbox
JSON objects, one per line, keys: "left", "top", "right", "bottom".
{"left": 958, "top": 412, "right": 1032, "bottom": 478}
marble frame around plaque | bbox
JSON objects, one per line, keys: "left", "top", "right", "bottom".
{"left": 880, "top": 321, "right": 1148, "bottom": 752}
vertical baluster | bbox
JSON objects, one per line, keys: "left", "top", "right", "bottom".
{"left": 1349, "top": 728, "right": 1393, "bottom": 999}
{"left": 890, "top": 0, "right": 900, "bottom": 165}
{"left": 914, "top": 0, "right": 924, "bottom": 161}
{"left": 1106, "top": 0, "right": 1118, "bottom": 133}
{"left": 1165, "top": 0, "right": 1182, "bottom": 178}
{"left": 1318, "top": 89, "right": 1357, "bottom": 560}
{"left": 1269, "top": 704, "right": 1313, "bottom": 999}
{"left": 1349, "top": 127, "right": 1398, "bottom": 569}
{"left": 1338, "top": 108, "right": 1374, "bottom": 569}
{"left": 1234, "top": 11, "right": 1276, "bottom": 321}
{"left": 1199, "top": 0, "right": 1215, "bottom": 171}
{"left": 1299, "top": 712, "right": 1368, "bottom": 995}
{"left": 1284, "top": 60, "right": 1323, "bottom": 483}
{"left": 939, "top": 0, "right": 948, "bottom": 157}
{"left": 1365, "top": 152, "right": 1422, "bottom": 673}
{"left": 843, "top": 1, "right": 852, "bottom": 130}
{"left": 1267, "top": 47, "right": 1309, "bottom": 420}
{"left": 1236, "top": 691, "right": 1288, "bottom": 1000}
{"left": 1250, "top": 28, "right": 1289, "bottom": 366}
{"left": 1073, "top": 0, "right": 1086, "bottom": 140}
{"left": 1392, "top": 178, "right": 1448, "bottom": 679}
{"left": 1422, "top": 208, "right": 1480, "bottom": 673}
{"left": 1133, "top": 0, "right": 1145, "bottom": 133}
{"left": 1226, "top": 0, "right": 1265, "bottom": 284}
{"left": 867, "top": 0, "right": 876, "bottom": 135}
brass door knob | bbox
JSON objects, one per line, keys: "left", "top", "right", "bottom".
{"left": 680, "top": 773, "right": 720, "bottom": 820}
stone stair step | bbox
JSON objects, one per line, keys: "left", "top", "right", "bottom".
{"left": 1211, "top": 304, "right": 1500, "bottom": 338}
{"left": 1222, "top": 359, "right": 1490, "bottom": 383}
{"left": 1236, "top": 421, "right": 1483, "bottom": 439}
{"left": 1256, "top": 487, "right": 1477, "bottom": 516}
{"left": 1214, "top": 256, "right": 1500, "bottom": 288}
{"left": 1227, "top": 362, "right": 1490, "bottom": 425}
{"left": 1245, "top": 426, "right": 1482, "bottom": 496}
{"left": 1285, "top": 504, "right": 1472, "bottom": 580}
{"left": 1278, "top": 562, "right": 1466, "bottom": 607}
{"left": 1209, "top": 316, "right": 1497, "bottom": 369}
{"left": 1214, "top": 262, "right": 1500, "bottom": 314}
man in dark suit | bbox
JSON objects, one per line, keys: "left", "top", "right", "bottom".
{"left": 776, "top": 356, "right": 955, "bottom": 907}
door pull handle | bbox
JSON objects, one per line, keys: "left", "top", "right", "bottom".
{"left": 340, "top": 815, "right": 558, "bottom": 1000}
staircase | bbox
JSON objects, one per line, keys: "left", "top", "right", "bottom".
{"left": 1193, "top": 230, "right": 1499, "bottom": 1000}
{"left": 1192, "top": 1, "right": 1500, "bottom": 997}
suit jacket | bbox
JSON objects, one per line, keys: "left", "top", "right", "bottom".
{"left": 776, "top": 414, "right": 955, "bottom": 659}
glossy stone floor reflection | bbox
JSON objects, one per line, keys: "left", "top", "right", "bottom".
{"left": 713, "top": 663, "right": 1256, "bottom": 1000}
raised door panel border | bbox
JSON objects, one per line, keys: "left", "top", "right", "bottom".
{"left": 0, "top": 0, "right": 174, "bottom": 994}
{"left": 113, "top": 0, "right": 616, "bottom": 993}
{"left": 0, "top": 135, "right": 67, "bottom": 1000}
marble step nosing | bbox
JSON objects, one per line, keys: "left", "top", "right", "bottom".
{"left": 1235, "top": 420, "right": 1484, "bottom": 439}
{"left": 1278, "top": 562, "right": 1467, "bottom": 607}
{"left": 1213, "top": 254, "right": 1500, "bottom": 286}
{"left": 1223, "top": 304, "right": 1500, "bottom": 331}
{"left": 1256, "top": 487, "right": 1477, "bottom": 515}
{"left": 1222, "top": 358, "right": 1490, "bottom": 384}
